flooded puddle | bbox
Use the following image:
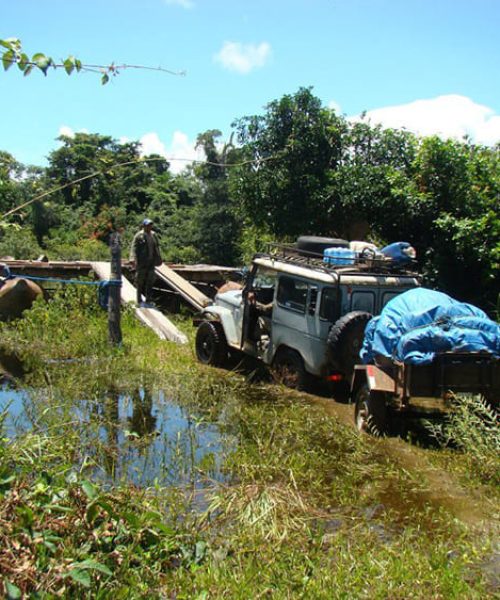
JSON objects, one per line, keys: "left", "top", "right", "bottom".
{"left": 1, "top": 349, "right": 497, "bottom": 550}
{"left": 1, "top": 379, "right": 232, "bottom": 499}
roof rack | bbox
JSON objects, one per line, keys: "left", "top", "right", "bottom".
{"left": 263, "top": 242, "right": 419, "bottom": 277}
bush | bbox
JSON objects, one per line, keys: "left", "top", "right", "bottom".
{"left": 44, "top": 237, "right": 110, "bottom": 261}
{"left": 0, "top": 226, "right": 42, "bottom": 259}
{"left": 426, "top": 395, "right": 499, "bottom": 486}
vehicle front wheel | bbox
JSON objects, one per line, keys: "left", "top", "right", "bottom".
{"left": 354, "top": 384, "right": 388, "bottom": 436}
{"left": 272, "top": 349, "right": 308, "bottom": 391}
{"left": 195, "top": 321, "right": 229, "bottom": 367}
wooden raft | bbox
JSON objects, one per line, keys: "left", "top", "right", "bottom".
{"left": 155, "top": 264, "right": 212, "bottom": 312}
{"left": 90, "top": 262, "right": 188, "bottom": 344}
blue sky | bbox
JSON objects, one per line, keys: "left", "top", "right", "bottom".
{"left": 3, "top": 0, "right": 500, "bottom": 172}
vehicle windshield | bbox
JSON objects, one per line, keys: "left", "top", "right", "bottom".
{"left": 252, "top": 267, "right": 277, "bottom": 289}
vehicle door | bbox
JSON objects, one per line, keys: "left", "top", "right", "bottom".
{"left": 271, "top": 275, "right": 324, "bottom": 374}
{"left": 241, "top": 264, "right": 277, "bottom": 348}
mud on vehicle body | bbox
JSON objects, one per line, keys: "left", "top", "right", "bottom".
{"left": 194, "top": 239, "right": 421, "bottom": 391}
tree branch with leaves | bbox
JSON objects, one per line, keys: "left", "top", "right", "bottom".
{"left": 0, "top": 37, "right": 185, "bottom": 84}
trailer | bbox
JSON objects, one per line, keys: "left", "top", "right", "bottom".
{"left": 351, "top": 352, "right": 500, "bottom": 435}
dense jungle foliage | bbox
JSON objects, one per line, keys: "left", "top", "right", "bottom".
{"left": 0, "top": 88, "right": 498, "bottom": 314}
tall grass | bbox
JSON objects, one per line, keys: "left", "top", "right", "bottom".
{"left": 426, "top": 395, "right": 500, "bottom": 486}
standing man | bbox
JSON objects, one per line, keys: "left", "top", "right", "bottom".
{"left": 129, "top": 218, "right": 163, "bottom": 307}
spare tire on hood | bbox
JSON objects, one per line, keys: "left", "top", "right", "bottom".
{"left": 327, "top": 311, "right": 373, "bottom": 379}
{"left": 296, "top": 236, "right": 349, "bottom": 257}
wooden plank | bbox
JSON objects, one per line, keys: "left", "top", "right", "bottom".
{"left": 1, "top": 259, "right": 93, "bottom": 279}
{"left": 1, "top": 259, "right": 236, "bottom": 283}
{"left": 90, "top": 262, "right": 187, "bottom": 344}
{"left": 172, "top": 264, "right": 239, "bottom": 283}
{"left": 155, "top": 263, "right": 212, "bottom": 312}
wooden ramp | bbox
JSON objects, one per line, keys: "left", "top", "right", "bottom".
{"left": 90, "top": 262, "right": 188, "bottom": 344}
{"left": 155, "top": 263, "right": 212, "bottom": 312}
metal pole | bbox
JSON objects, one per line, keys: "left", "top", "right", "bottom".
{"left": 108, "top": 231, "right": 122, "bottom": 345}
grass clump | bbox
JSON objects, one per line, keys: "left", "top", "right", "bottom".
{"left": 425, "top": 394, "right": 500, "bottom": 488}
{"left": 0, "top": 428, "right": 205, "bottom": 598}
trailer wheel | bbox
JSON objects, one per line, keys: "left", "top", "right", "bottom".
{"left": 354, "top": 384, "right": 388, "bottom": 436}
{"left": 195, "top": 321, "right": 229, "bottom": 367}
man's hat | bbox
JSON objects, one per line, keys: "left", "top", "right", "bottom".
{"left": 142, "top": 218, "right": 153, "bottom": 226}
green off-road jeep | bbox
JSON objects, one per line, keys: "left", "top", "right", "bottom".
{"left": 194, "top": 237, "right": 420, "bottom": 391}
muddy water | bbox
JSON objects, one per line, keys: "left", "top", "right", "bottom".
{"left": 307, "top": 391, "right": 498, "bottom": 531}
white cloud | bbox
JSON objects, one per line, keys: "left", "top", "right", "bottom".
{"left": 59, "top": 125, "right": 75, "bottom": 138}
{"left": 58, "top": 125, "right": 89, "bottom": 138}
{"left": 139, "top": 131, "right": 205, "bottom": 174}
{"left": 349, "top": 95, "right": 500, "bottom": 145}
{"left": 328, "top": 100, "right": 342, "bottom": 115}
{"left": 214, "top": 41, "right": 271, "bottom": 74}
{"left": 164, "top": 0, "right": 194, "bottom": 8}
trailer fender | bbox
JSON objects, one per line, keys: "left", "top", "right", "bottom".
{"left": 352, "top": 364, "right": 397, "bottom": 396}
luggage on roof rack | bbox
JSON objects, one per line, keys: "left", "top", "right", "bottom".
{"left": 265, "top": 242, "right": 418, "bottom": 276}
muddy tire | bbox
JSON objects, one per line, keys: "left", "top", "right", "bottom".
{"left": 272, "top": 348, "right": 308, "bottom": 391}
{"left": 296, "top": 236, "right": 349, "bottom": 257}
{"left": 354, "top": 384, "right": 388, "bottom": 436}
{"left": 328, "top": 311, "right": 372, "bottom": 379}
{"left": 195, "top": 321, "right": 229, "bottom": 367}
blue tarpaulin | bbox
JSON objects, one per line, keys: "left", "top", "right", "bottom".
{"left": 360, "top": 288, "right": 500, "bottom": 365}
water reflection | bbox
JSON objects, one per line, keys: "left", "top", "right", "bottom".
{"left": 0, "top": 348, "right": 25, "bottom": 379}
{"left": 129, "top": 387, "right": 157, "bottom": 437}
{"left": 1, "top": 379, "right": 232, "bottom": 497}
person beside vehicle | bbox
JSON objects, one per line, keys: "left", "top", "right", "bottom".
{"left": 129, "top": 218, "right": 162, "bottom": 307}
{"left": 248, "top": 290, "right": 273, "bottom": 339}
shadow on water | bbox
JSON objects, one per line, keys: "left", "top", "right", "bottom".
{"left": 0, "top": 347, "right": 25, "bottom": 379}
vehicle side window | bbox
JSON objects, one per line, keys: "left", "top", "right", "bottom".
{"left": 277, "top": 276, "right": 307, "bottom": 313}
{"left": 320, "top": 287, "right": 337, "bottom": 321}
{"left": 350, "top": 291, "right": 375, "bottom": 313}
{"left": 381, "top": 291, "right": 402, "bottom": 308}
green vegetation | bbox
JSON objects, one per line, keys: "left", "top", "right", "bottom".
{"left": 426, "top": 395, "right": 500, "bottom": 488}
{"left": 1, "top": 88, "right": 498, "bottom": 314}
{"left": 0, "top": 290, "right": 498, "bottom": 597}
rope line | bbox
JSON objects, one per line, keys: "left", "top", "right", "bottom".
{"left": 1, "top": 270, "right": 122, "bottom": 311}
{"left": 1, "top": 152, "right": 282, "bottom": 221}
{"left": 6, "top": 273, "right": 122, "bottom": 287}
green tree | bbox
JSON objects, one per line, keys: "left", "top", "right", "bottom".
{"left": 232, "top": 87, "right": 345, "bottom": 238}
{"left": 190, "top": 130, "right": 241, "bottom": 265}
{"left": 328, "top": 122, "right": 419, "bottom": 241}
{"left": 416, "top": 139, "right": 500, "bottom": 311}
{"left": 0, "top": 151, "right": 25, "bottom": 214}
